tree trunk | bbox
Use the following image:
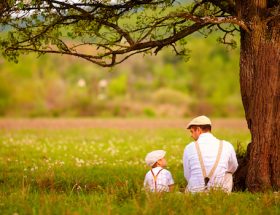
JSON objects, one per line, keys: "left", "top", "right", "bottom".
{"left": 239, "top": 1, "right": 280, "bottom": 191}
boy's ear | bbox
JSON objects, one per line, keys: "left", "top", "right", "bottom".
{"left": 152, "top": 161, "right": 159, "bottom": 168}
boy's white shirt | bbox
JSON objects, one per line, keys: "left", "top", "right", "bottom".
{"left": 144, "top": 167, "right": 174, "bottom": 192}
{"left": 183, "top": 132, "right": 238, "bottom": 192}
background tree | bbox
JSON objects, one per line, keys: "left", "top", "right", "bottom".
{"left": 0, "top": 0, "right": 279, "bottom": 192}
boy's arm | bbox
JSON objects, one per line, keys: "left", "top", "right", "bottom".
{"left": 168, "top": 184, "right": 175, "bottom": 192}
{"left": 167, "top": 170, "right": 175, "bottom": 192}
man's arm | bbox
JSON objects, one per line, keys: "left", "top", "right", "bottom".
{"left": 183, "top": 146, "right": 190, "bottom": 181}
{"left": 227, "top": 144, "right": 238, "bottom": 173}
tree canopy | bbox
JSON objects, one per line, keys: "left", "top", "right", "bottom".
{"left": 0, "top": 0, "right": 256, "bottom": 65}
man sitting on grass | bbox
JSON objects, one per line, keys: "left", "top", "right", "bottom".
{"left": 183, "top": 115, "right": 238, "bottom": 193}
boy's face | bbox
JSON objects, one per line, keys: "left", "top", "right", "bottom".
{"left": 157, "top": 157, "right": 167, "bottom": 168}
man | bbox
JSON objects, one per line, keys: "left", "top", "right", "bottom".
{"left": 183, "top": 115, "right": 238, "bottom": 193}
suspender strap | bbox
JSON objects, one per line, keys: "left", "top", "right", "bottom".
{"left": 195, "top": 140, "right": 223, "bottom": 187}
{"left": 151, "top": 168, "right": 163, "bottom": 192}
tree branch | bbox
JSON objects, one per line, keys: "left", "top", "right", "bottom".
{"left": 2, "top": 0, "right": 251, "bottom": 67}
{"left": 172, "top": 12, "right": 249, "bottom": 32}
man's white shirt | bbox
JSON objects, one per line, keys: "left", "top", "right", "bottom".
{"left": 183, "top": 132, "right": 238, "bottom": 192}
{"left": 144, "top": 167, "right": 174, "bottom": 192}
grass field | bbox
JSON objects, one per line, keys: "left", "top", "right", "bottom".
{"left": 0, "top": 119, "right": 279, "bottom": 214}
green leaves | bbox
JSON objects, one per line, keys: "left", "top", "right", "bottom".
{"left": 0, "top": 0, "right": 240, "bottom": 66}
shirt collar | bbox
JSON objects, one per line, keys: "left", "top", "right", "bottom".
{"left": 152, "top": 166, "right": 163, "bottom": 170}
{"left": 198, "top": 132, "right": 213, "bottom": 140}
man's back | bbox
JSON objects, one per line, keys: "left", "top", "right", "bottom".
{"left": 183, "top": 132, "right": 238, "bottom": 192}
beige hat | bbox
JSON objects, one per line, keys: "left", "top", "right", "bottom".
{"left": 145, "top": 150, "right": 166, "bottom": 167}
{"left": 187, "top": 115, "right": 211, "bottom": 129}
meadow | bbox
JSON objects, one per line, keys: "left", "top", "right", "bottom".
{"left": 0, "top": 119, "right": 279, "bottom": 215}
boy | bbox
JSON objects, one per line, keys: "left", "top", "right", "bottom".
{"left": 144, "top": 150, "right": 174, "bottom": 192}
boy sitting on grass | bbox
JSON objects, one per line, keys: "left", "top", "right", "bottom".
{"left": 144, "top": 150, "right": 174, "bottom": 192}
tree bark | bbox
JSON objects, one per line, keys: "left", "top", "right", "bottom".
{"left": 239, "top": 1, "right": 280, "bottom": 191}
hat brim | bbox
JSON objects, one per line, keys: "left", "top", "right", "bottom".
{"left": 187, "top": 123, "right": 211, "bottom": 129}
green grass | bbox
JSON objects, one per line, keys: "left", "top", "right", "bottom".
{"left": 0, "top": 127, "right": 278, "bottom": 214}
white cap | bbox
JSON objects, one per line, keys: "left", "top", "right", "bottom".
{"left": 187, "top": 115, "right": 211, "bottom": 129}
{"left": 145, "top": 150, "right": 166, "bottom": 167}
